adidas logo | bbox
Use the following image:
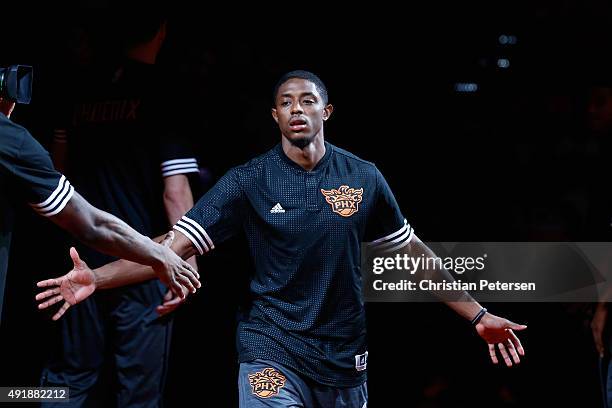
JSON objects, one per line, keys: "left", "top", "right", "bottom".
{"left": 270, "top": 203, "right": 285, "bottom": 213}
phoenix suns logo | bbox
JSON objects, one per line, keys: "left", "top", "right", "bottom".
{"left": 248, "top": 368, "right": 287, "bottom": 399}
{"left": 321, "top": 185, "right": 364, "bottom": 217}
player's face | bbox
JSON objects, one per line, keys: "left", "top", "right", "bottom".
{"left": 272, "top": 78, "right": 333, "bottom": 148}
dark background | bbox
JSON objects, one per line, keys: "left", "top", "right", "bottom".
{"left": 1, "top": 3, "right": 611, "bottom": 407}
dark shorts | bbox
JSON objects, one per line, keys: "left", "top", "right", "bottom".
{"left": 239, "top": 359, "right": 367, "bottom": 408}
{"left": 40, "top": 280, "right": 172, "bottom": 408}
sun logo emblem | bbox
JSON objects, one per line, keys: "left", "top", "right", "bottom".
{"left": 321, "top": 185, "right": 364, "bottom": 217}
{"left": 248, "top": 368, "right": 287, "bottom": 399}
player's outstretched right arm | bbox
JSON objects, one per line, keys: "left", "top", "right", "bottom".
{"left": 50, "top": 192, "right": 199, "bottom": 298}
{"left": 36, "top": 230, "right": 199, "bottom": 320}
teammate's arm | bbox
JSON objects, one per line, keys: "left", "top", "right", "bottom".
{"left": 50, "top": 128, "right": 68, "bottom": 174}
{"left": 591, "top": 286, "right": 612, "bottom": 357}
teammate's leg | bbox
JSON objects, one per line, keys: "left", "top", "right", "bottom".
{"left": 111, "top": 280, "right": 172, "bottom": 408}
{"left": 40, "top": 296, "right": 106, "bottom": 408}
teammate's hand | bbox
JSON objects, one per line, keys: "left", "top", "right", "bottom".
{"left": 152, "top": 231, "right": 201, "bottom": 299}
{"left": 592, "top": 304, "right": 608, "bottom": 358}
{"left": 156, "top": 288, "right": 187, "bottom": 317}
{"left": 475, "top": 312, "right": 527, "bottom": 367}
{"left": 35, "top": 247, "right": 96, "bottom": 320}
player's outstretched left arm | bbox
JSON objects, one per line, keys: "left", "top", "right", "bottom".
{"left": 473, "top": 310, "right": 526, "bottom": 367}
{"left": 404, "top": 235, "right": 527, "bottom": 367}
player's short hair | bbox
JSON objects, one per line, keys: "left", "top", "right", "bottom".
{"left": 272, "top": 70, "right": 329, "bottom": 105}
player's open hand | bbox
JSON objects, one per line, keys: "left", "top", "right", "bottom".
{"left": 476, "top": 312, "right": 527, "bottom": 367}
{"left": 152, "top": 231, "right": 201, "bottom": 299}
{"left": 35, "top": 247, "right": 96, "bottom": 320}
{"left": 156, "top": 288, "right": 187, "bottom": 317}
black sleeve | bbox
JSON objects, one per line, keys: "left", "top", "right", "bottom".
{"left": 159, "top": 134, "right": 199, "bottom": 178}
{"left": 157, "top": 75, "right": 199, "bottom": 178}
{"left": 1, "top": 127, "right": 74, "bottom": 217}
{"left": 364, "top": 167, "right": 413, "bottom": 251}
{"left": 172, "top": 169, "right": 245, "bottom": 255}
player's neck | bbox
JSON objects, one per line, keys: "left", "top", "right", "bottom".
{"left": 281, "top": 134, "right": 326, "bottom": 171}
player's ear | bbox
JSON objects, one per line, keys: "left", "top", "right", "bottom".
{"left": 271, "top": 108, "right": 279, "bottom": 124}
{"left": 323, "top": 104, "right": 334, "bottom": 121}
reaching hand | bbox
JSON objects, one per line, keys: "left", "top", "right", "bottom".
{"left": 153, "top": 231, "right": 201, "bottom": 299}
{"left": 476, "top": 312, "right": 527, "bottom": 367}
{"left": 156, "top": 288, "right": 187, "bottom": 317}
{"left": 36, "top": 247, "right": 96, "bottom": 320}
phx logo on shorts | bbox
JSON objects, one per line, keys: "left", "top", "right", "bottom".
{"left": 248, "top": 368, "right": 287, "bottom": 399}
{"left": 321, "top": 185, "right": 363, "bottom": 217}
